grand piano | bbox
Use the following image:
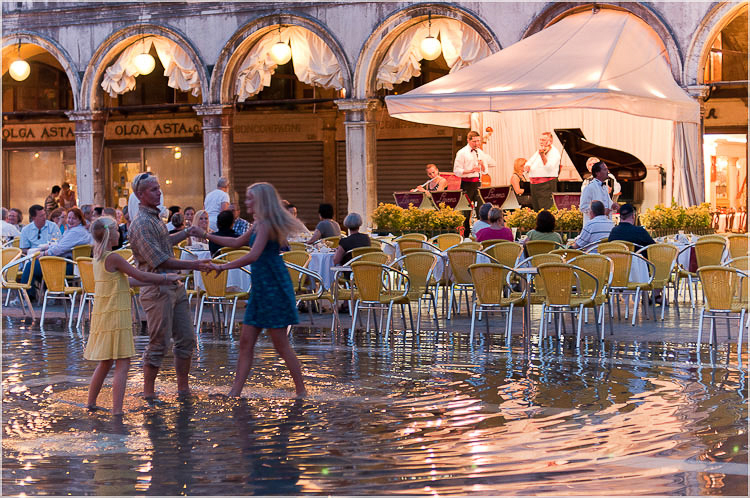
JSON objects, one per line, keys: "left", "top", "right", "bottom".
{"left": 554, "top": 128, "right": 647, "bottom": 207}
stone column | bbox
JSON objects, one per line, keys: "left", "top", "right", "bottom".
{"left": 195, "top": 104, "right": 234, "bottom": 198}
{"left": 687, "top": 85, "right": 710, "bottom": 204}
{"left": 66, "top": 110, "right": 105, "bottom": 206}
{"left": 334, "top": 98, "right": 379, "bottom": 225}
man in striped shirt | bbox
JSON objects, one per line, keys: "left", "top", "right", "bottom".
{"left": 570, "top": 201, "right": 614, "bottom": 249}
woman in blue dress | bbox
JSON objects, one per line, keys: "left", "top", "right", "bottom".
{"left": 199, "top": 182, "right": 309, "bottom": 397}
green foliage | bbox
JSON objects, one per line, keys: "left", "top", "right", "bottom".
{"left": 505, "top": 207, "right": 583, "bottom": 231}
{"left": 371, "top": 203, "right": 464, "bottom": 232}
{"left": 640, "top": 203, "right": 711, "bottom": 229}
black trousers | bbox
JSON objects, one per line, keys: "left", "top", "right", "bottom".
{"left": 531, "top": 179, "right": 557, "bottom": 211}
{"left": 460, "top": 180, "right": 482, "bottom": 235}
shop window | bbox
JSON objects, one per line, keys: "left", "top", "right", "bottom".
{"left": 145, "top": 146, "right": 204, "bottom": 210}
{"left": 2, "top": 61, "right": 73, "bottom": 112}
{"left": 6, "top": 149, "right": 72, "bottom": 212}
{"left": 703, "top": 10, "right": 748, "bottom": 85}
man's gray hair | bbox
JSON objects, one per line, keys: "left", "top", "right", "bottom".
{"left": 478, "top": 203, "right": 493, "bottom": 222}
{"left": 591, "top": 200, "right": 605, "bottom": 217}
{"left": 132, "top": 171, "right": 157, "bottom": 194}
{"left": 80, "top": 204, "right": 93, "bottom": 216}
{"left": 217, "top": 177, "right": 229, "bottom": 188}
{"left": 343, "top": 212, "right": 362, "bottom": 230}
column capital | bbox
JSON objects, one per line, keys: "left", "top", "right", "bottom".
{"left": 685, "top": 84, "right": 710, "bottom": 100}
{"left": 194, "top": 104, "right": 234, "bottom": 116}
{"left": 334, "top": 98, "right": 380, "bottom": 112}
{"left": 65, "top": 110, "right": 105, "bottom": 122}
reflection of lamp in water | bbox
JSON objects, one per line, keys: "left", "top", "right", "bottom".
{"left": 8, "top": 40, "right": 30, "bottom": 81}
{"left": 133, "top": 36, "right": 155, "bottom": 75}
{"left": 270, "top": 25, "right": 291, "bottom": 65}
{"left": 420, "top": 12, "right": 442, "bottom": 61}
{"left": 174, "top": 146, "right": 182, "bottom": 160}
{"left": 34, "top": 152, "right": 40, "bottom": 158}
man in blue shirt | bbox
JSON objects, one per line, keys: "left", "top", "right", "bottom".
{"left": 608, "top": 203, "right": 656, "bottom": 250}
{"left": 20, "top": 204, "right": 63, "bottom": 301}
{"left": 570, "top": 201, "right": 614, "bottom": 249}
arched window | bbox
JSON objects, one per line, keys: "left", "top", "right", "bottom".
{"left": 2, "top": 61, "right": 73, "bottom": 112}
{"left": 704, "top": 10, "right": 748, "bottom": 86}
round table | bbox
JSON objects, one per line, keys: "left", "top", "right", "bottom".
{"left": 180, "top": 249, "right": 251, "bottom": 292}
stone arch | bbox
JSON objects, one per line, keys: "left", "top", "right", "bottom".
{"left": 80, "top": 23, "right": 210, "bottom": 110}
{"left": 2, "top": 31, "right": 81, "bottom": 109}
{"left": 211, "top": 13, "right": 353, "bottom": 104}
{"left": 523, "top": 2, "right": 685, "bottom": 85}
{"left": 684, "top": 1, "right": 747, "bottom": 86}
{"left": 353, "top": 3, "right": 501, "bottom": 99}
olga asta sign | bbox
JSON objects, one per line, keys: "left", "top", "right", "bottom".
{"left": 2, "top": 118, "right": 202, "bottom": 143}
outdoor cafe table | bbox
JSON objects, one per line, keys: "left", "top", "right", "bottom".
{"left": 307, "top": 251, "right": 336, "bottom": 289}
{"left": 180, "top": 248, "right": 250, "bottom": 292}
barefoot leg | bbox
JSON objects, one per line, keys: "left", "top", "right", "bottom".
{"left": 228, "top": 324, "right": 262, "bottom": 397}
{"left": 268, "top": 328, "right": 306, "bottom": 397}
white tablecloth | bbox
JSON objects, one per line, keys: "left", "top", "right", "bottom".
{"left": 181, "top": 250, "right": 251, "bottom": 292}
{"left": 307, "top": 252, "right": 336, "bottom": 289}
{"left": 629, "top": 242, "right": 692, "bottom": 283}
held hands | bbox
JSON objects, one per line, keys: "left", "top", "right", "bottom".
{"left": 208, "top": 262, "right": 225, "bottom": 276}
{"left": 194, "top": 259, "right": 214, "bottom": 273}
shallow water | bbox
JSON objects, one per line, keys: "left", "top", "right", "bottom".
{"left": 2, "top": 317, "right": 747, "bottom": 495}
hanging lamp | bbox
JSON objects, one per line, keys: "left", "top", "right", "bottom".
{"left": 9, "top": 40, "right": 30, "bottom": 81}
{"left": 133, "top": 36, "right": 156, "bottom": 75}
{"left": 419, "top": 12, "right": 442, "bottom": 61}
{"left": 270, "top": 24, "right": 292, "bottom": 65}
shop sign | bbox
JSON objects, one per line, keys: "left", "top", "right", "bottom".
{"left": 106, "top": 118, "right": 202, "bottom": 140}
{"left": 705, "top": 98, "right": 747, "bottom": 127}
{"left": 234, "top": 113, "right": 326, "bottom": 142}
{"left": 2, "top": 123, "right": 75, "bottom": 142}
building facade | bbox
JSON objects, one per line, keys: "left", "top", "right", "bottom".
{"left": 2, "top": 1, "right": 747, "bottom": 225}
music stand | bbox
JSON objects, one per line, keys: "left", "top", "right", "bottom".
{"left": 430, "top": 190, "right": 471, "bottom": 211}
{"left": 478, "top": 186, "right": 521, "bottom": 209}
{"left": 552, "top": 193, "right": 582, "bottom": 210}
{"left": 392, "top": 191, "right": 438, "bottom": 210}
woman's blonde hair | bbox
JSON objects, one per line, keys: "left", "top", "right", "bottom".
{"left": 246, "top": 182, "right": 308, "bottom": 242}
{"left": 90, "top": 216, "right": 118, "bottom": 261}
{"left": 513, "top": 158, "right": 526, "bottom": 174}
{"left": 193, "top": 209, "right": 210, "bottom": 232}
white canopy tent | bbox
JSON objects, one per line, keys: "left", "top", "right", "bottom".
{"left": 385, "top": 9, "right": 703, "bottom": 206}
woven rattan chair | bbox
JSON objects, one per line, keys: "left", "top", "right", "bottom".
{"left": 38, "top": 256, "right": 81, "bottom": 328}
{"left": 636, "top": 243, "right": 678, "bottom": 320}
{"left": 456, "top": 241, "right": 482, "bottom": 251}
{"left": 396, "top": 238, "right": 424, "bottom": 253}
{"left": 570, "top": 254, "right": 614, "bottom": 337}
{"left": 727, "top": 234, "right": 750, "bottom": 259}
{"left": 288, "top": 241, "right": 307, "bottom": 252}
{"left": 350, "top": 246, "right": 382, "bottom": 259}
{"left": 536, "top": 262, "right": 600, "bottom": 347}
{"left": 220, "top": 250, "right": 250, "bottom": 263}
{"left": 113, "top": 247, "right": 133, "bottom": 261}
{"left": 75, "top": 257, "right": 95, "bottom": 328}
{"left": 1, "top": 249, "right": 35, "bottom": 318}
{"left": 697, "top": 234, "right": 727, "bottom": 244}
{"left": 286, "top": 262, "right": 338, "bottom": 331}
{"left": 71, "top": 244, "right": 92, "bottom": 260}
{"left": 600, "top": 249, "right": 655, "bottom": 325}
{"left": 323, "top": 236, "right": 342, "bottom": 249}
{"left": 194, "top": 258, "right": 248, "bottom": 335}
{"left": 696, "top": 265, "right": 746, "bottom": 360}
{"left": 550, "top": 248, "right": 585, "bottom": 262}
{"left": 479, "top": 238, "right": 509, "bottom": 250}
{"left": 484, "top": 241, "right": 523, "bottom": 268}
{"left": 592, "top": 241, "right": 628, "bottom": 253}
{"left": 282, "top": 250, "right": 312, "bottom": 294}
{"left": 392, "top": 252, "right": 439, "bottom": 334}
{"left": 396, "top": 233, "right": 428, "bottom": 242}
{"left": 218, "top": 246, "right": 251, "bottom": 255}
{"left": 517, "top": 253, "right": 564, "bottom": 307}
{"left": 468, "top": 263, "right": 528, "bottom": 344}
{"left": 349, "top": 262, "right": 410, "bottom": 342}
{"left": 525, "top": 239, "right": 562, "bottom": 256}
{"left": 677, "top": 239, "right": 727, "bottom": 307}
{"left": 429, "top": 233, "right": 462, "bottom": 251}
{"left": 446, "top": 248, "right": 483, "bottom": 319}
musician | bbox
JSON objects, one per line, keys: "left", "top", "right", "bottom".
{"left": 524, "top": 131, "right": 561, "bottom": 210}
{"left": 581, "top": 156, "right": 621, "bottom": 202}
{"left": 580, "top": 160, "right": 619, "bottom": 223}
{"left": 454, "top": 131, "right": 495, "bottom": 233}
{"left": 412, "top": 164, "right": 448, "bottom": 193}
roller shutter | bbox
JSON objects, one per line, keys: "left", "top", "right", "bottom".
{"left": 336, "top": 137, "right": 453, "bottom": 221}
{"left": 233, "top": 142, "right": 324, "bottom": 228}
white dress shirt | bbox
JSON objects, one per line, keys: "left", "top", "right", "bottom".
{"left": 525, "top": 146, "right": 561, "bottom": 178}
{"left": 453, "top": 144, "right": 495, "bottom": 179}
{"left": 580, "top": 178, "right": 614, "bottom": 223}
{"left": 203, "top": 188, "right": 230, "bottom": 231}
{"left": 1, "top": 220, "right": 21, "bottom": 239}
{"left": 582, "top": 173, "right": 621, "bottom": 196}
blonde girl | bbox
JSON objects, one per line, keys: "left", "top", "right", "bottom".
{"left": 84, "top": 216, "right": 180, "bottom": 415}
{"left": 196, "top": 182, "right": 308, "bottom": 397}
{"left": 186, "top": 209, "right": 210, "bottom": 246}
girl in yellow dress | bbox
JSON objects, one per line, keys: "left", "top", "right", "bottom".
{"left": 84, "top": 217, "right": 180, "bottom": 415}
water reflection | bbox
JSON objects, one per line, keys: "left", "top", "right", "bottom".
{"left": 2, "top": 318, "right": 747, "bottom": 495}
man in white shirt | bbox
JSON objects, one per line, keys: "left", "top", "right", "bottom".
{"left": 1, "top": 207, "right": 21, "bottom": 240}
{"left": 203, "top": 177, "right": 230, "bottom": 232}
{"left": 524, "top": 131, "right": 561, "bottom": 211}
{"left": 581, "top": 156, "right": 621, "bottom": 202}
{"left": 580, "top": 160, "right": 619, "bottom": 223}
{"left": 453, "top": 131, "right": 495, "bottom": 233}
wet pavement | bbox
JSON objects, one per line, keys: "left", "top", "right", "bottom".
{"left": 2, "top": 300, "right": 748, "bottom": 495}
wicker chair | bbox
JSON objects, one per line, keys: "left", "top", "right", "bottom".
{"left": 396, "top": 233, "right": 428, "bottom": 242}
{"left": 591, "top": 241, "right": 628, "bottom": 254}
{"left": 75, "top": 257, "right": 95, "bottom": 328}
{"left": 517, "top": 253, "right": 564, "bottom": 307}
{"left": 484, "top": 241, "right": 523, "bottom": 268}
{"left": 194, "top": 258, "right": 249, "bottom": 335}
{"left": 113, "top": 247, "right": 133, "bottom": 262}
{"left": 636, "top": 243, "right": 678, "bottom": 320}
{"left": 349, "top": 262, "right": 410, "bottom": 342}
{"left": 727, "top": 234, "right": 750, "bottom": 259}
{"left": 38, "top": 256, "right": 81, "bottom": 328}
{"left": 1, "top": 249, "right": 35, "bottom": 318}
{"left": 286, "top": 262, "right": 338, "bottom": 331}
{"left": 349, "top": 246, "right": 382, "bottom": 259}
{"left": 600, "top": 249, "right": 655, "bottom": 325}
{"left": 696, "top": 265, "right": 746, "bottom": 360}
{"left": 468, "top": 263, "right": 528, "bottom": 344}
{"left": 288, "top": 241, "right": 307, "bottom": 252}
{"left": 677, "top": 239, "right": 727, "bottom": 307}
{"left": 396, "top": 238, "right": 424, "bottom": 253}
{"left": 550, "top": 248, "right": 585, "bottom": 262}
{"left": 429, "top": 233, "right": 462, "bottom": 251}
{"left": 221, "top": 250, "right": 250, "bottom": 263}
{"left": 456, "top": 241, "right": 482, "bottom": 251}
{"left": 697, "top": 234, "right": 727, "bottom": 244}
{"left": 536, "top": 262, "right": 600, "bottom": 347}
{"left": 525, "top": 240, "right": 562, "bottom": 256}
{"left": 323, "top": 236, "right": 342, "bottom": 249}
{"left": 479, "top": 238, "right": 509, "bottom": 250}
{"left": 391, "top": 252, "right": 439, "bottom": 334}
{"left": 282, "top": 250, "right": 312, "bottom": 294}
{"left": 218, "top": 245, "right": 251, "bottom": 255}
{"left": 71, "top": 244, "right": 92, "bottom": 260}
{"left": 446, "top": 248, "right": 485, "bottom": 319}
{"left": 569, "top": 254, "right": 614, "bottom": 337}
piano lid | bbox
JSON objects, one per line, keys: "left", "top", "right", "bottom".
{"left": 554, "top": 128, "right": 647, "bottom": 182}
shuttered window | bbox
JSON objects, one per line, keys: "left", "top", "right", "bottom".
{"left": 233, "top": 142, "right": 324, "bottom": 228}
{"left": 336, "top": 137, "right": 454, "bottom": 220}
